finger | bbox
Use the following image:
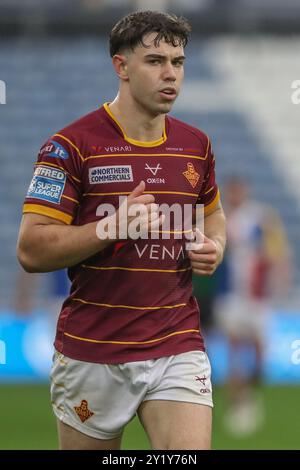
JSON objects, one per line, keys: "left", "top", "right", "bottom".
{"left": 185, "top": 227, "right": 205, "bottom": 251}
{"left": 128, "top": 199, "right": 156, "bottom": 220}
{"left": 192, "top": 268, "right": 215, "bottom": 276}
{"left": 148, "top": 203, "right": 159, "bottom": 213}
{"left": 148, "top": 211, "right": 160, "bottom": 222}
{"left": 140, "top": 202, "right": 159, "bottom": 214}
{"left": 188, "top": 242, "right": 217, "bottom": 255}
{"left": 139, "top": 205, "right": 161, "bottom": 221}
{"left": 190, "top": 261, "right": 216, "bottom": 271}
{"left": 149, "top": 213, "right": 165, "bottom": 231}
{"left": 131, "top": 193, "right": 155, "bottom": 206}
{"left": 188, "top": 252, "right": 217, "bottom": 263}
{"left": 127, "top": 180, "right": 145, "bottom": 201}
{"left": 191, "top": 229, "right": 217, "bottom": 252}
{"left": 128, "top": 202, "right": 151, "bottom": 217}
{"left": 138, "top": 211, "right": 160, "bottom": 229}
{"left": 192, "top": 227, "right": 205, "bottom": 248}
{"left": 191, "top": 260, "right": 216, "bottom": 271}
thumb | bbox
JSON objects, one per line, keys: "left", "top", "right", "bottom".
{"left": 203, "top": 233, "right": 211, "bottom": 243}
{"left": 186, "top": 227, "right": 205, "bottom": 251}
{"left": 193, "top": 227, "right": 205, "bottom": 245}
{"left": 128, "top": 180, "right": 145, "bottom": 201}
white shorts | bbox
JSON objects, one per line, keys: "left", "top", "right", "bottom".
{"left": 50, "top": 350, "right": 213, "bottom": 440}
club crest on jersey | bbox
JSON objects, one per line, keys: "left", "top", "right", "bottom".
{"left": 182, "top": 162, "right": 200, "bottom": 188}
{"left": 74, "top": 400, "right": 94, "bottom": 423}
{"left": 40, "top": 140, "right": 69, "bottom": 160}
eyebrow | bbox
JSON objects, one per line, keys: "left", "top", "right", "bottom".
{"left": 144, "top": 53, "right": 186, "bottom": 61}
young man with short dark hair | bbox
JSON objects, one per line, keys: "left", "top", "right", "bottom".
{"left": 17, "top": 11, "right": 226, "bottom": 449}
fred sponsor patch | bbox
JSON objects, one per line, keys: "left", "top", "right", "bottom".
{"left": 89, "top": 165, "right": 133, "bottom": 184}
{"left": 27, "top": 166, "right": 66, "bottom": 204}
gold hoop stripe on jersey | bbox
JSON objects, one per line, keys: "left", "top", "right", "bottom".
{"left": 203, "top": 190, "right": 220, "bottom": 216}
{"left": 147, "top": 229, "right": 193, "bottom": 234}
{"left": 62, "top": 195, "right": 79, "bottom": 204}
{"left": 85, "top": 132, "right": 211, "bottom": 160}
{"left": 54, "top": 133, "right": 85, "bottom": 162}
{"left": 64, "top": 328, "right": 200, "bottom": 345}
{"left": 34, "top": 161, "right": 81, "bottom": 184}
{"left": 72, "top": 297, "right": 186, "bottom": 311}
{"left": 23, "top": 204, "right": 73, "bottom": 224}
{"left": 83, "top": 190, "right": 199, "bottom": 197}
{"left": 204, "top": 186, "right": 215, "bottom": 195}
{"left": 23, "top": 191, "right": 219, "bottom": 226}
{"left": 85, "top": 153, "right": 209, "bottom": 161}
{"left": 81, "top": 264, "right": 192, "bottom": 273}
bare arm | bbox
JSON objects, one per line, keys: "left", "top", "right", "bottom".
{"left": 17, "top": 181, "right": 162, "bottom": 273}
{"left": 17, "top": 213, "right": 112, "bottom": 273}
{"left": 188, "top": 202, "right": 226, "bottom": 276}
{"left": 203, "top": 202, "right": 226, "bottom": 264}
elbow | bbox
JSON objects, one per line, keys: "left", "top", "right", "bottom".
{"left": 17, "top": 243, "right": 43, "bottom": 273}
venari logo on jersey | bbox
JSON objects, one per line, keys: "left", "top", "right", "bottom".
{"left": 89, "top": 165, "right": 133, "bottom": 184}
{"left": 91, "top": 145, "right": 132, "bottom": 153}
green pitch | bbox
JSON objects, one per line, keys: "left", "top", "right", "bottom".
{"left": 0, "top": 384, "right": 299, "bottom": 449}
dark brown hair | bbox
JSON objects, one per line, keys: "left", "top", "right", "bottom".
{"left": 109, "top": 10, "right": 191, "bottom": 57}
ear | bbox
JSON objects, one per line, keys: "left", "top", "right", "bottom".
{"left": 112, "top": 54, "right": 129, "bottom": 81}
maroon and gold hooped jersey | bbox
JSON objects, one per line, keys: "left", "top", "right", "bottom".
{"left": 23, "top": 104, "right": 219, "bottom": 364}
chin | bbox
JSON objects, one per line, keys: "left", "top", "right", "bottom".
{"left": 155, "top": 102, "right": 174, "bottom": 114}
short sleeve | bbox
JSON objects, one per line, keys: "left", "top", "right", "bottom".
{"left": 197, "top": 138, "right": 220, "bottom": 216}
{"left": 23, "top": 133, "right": 83, "bottom": 224}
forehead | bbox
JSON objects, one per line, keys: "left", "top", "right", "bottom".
{"left": 133, "top": 32, "right": 184, "bottom": 57}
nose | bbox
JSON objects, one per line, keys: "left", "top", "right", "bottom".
{"left": 161, "top": 61, "right": 177, "bottom": 81}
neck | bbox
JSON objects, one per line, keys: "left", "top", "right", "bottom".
{"left": 108, "top": 93, "right": 166, "bottom": 143}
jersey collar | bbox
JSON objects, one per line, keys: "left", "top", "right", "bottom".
{"left": 103, "top": 102, "right": 167, "bottom": 148}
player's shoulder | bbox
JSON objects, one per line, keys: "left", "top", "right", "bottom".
{"left": 55, "top": 108, "right": 102, "bottom": 140}
{"left": 168, "top": 114, "right": 210, "bottom": 154}
{"left": 46, "top": 107, "right": 109, "bottom": 162}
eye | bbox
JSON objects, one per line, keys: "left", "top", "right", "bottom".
{"left": 148, "top": 59, "right": 161, "bottom": 65}
{"left": 173, "top": 61, "right": 184, "bottom": 67}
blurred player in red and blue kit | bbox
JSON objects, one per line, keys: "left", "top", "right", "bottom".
{"left": 17, "top": 11, "right": 226, "bottom": 449}
{"left": 215, "top": 177, "right": 290, "bottom": 435}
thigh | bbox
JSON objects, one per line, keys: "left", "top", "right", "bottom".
{"left": 138, "top": 400, "right": 212, "bottom": 450}
{"left": 137, "top": 350, "right": 213, "bottom": 449}
{"left": 144, "top": 350, "right": 213, "bottom": 407}
{"left": 58, "top": 420, "right": 122, "bottom": 450}
{"left": 50, "top": 351, "right": 143, "bottom": 444}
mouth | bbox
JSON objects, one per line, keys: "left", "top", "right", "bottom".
{"left": 159, "top": 87, "right": 177, "bottom": 101}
